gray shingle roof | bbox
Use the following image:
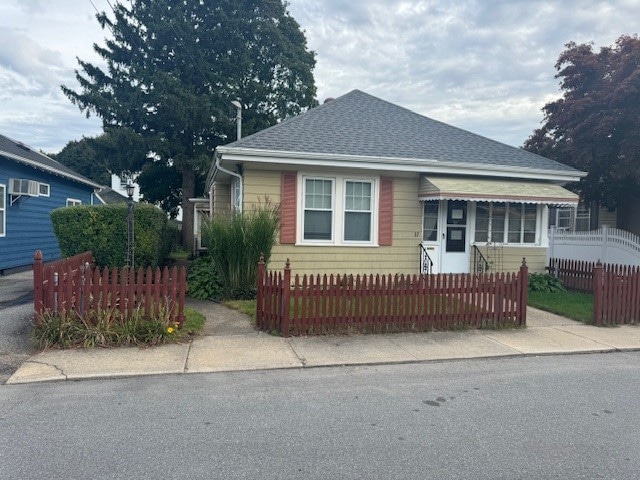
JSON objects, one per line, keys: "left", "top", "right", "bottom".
{"left": 228, "top": 89, "right": 577, "bottom": 173}
{"left": 0, "top": 133, "right": 101, "bottom": 188}
{"left": 95, "top": 187, "right": 128, "bottom": 204}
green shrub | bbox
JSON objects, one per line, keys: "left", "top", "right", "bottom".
{"left": 528, "top": 273, "right": 565, "bottom": 293}
{"left": 162, "top": 220, "right": 182, "bottom": 261}
{"left": 187, "top": 255, "right": 223, "bottom": 300}
{"left": 51, "top": 203, "right": 170, "bottom": 268}
{"left": 201, "top": 201, "right": 279, "bottom": 300}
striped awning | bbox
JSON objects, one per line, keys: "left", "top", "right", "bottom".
{"left": 418, "top": 176, "right": 579, "bottom": 206}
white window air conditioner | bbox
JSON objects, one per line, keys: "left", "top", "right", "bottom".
{"left": 9, "top": 178, "right": 39, "bottom": 204}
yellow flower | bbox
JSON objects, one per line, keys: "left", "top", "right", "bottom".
{"left": 167, "top": 327, "right": 175, "bottom": 334}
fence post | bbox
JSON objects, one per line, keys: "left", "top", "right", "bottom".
{"left": 282, "top": 259, "right": 291, "bottom": 337}
{"left": 33, "top": 250, "right": 44, "bottom": 320}
{"left": 519, "top": 258, "right": 528, "bottom": 326}
{"left": 601, "top": 226, "right": 608, "bottom": 264}
{"left": 549, "top": 226, "right": 555, "bottom": 263}
{"left": 593, "top": 260, "right": 603, "bottom": 326}
{"left": 256, "top": 254, "right": 265, "bottom": 330}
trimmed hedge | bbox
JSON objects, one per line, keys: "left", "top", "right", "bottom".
{"left": 51, "top": 203, "right": 173, "bottom": 268}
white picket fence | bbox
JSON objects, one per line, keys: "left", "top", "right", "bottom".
{"left": 548, "top": 226, "right": 640, "bottom": 266}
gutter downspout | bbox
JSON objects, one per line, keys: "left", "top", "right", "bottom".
{"left": 214, "top": 155, "right": 243, "bottom": 213}
{"left": 209, "top": 101, "right": 244, "bottom": 215}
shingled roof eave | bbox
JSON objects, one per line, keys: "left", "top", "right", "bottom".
{"left": 0, "top": 149, "right": 102, "bottom": 189}
{"left": 215, "top": 145, "right": 586, "bottom": 182}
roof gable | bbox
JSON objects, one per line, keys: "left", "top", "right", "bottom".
{"left": 0, "top": 134, "right": 101, "bottom": 188}
{"left": 226, "top": 89, "right": 577, "bottom": 174}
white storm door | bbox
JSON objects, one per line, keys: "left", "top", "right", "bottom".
{"left": 439, "top": 200, "right": 470, "bottom": 273}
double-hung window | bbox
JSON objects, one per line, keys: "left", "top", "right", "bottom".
{"left": 475, "top": 202, "right": 537, "bottom": 244}
{"left": 0, "top": 184, "right": 5, "bottom": 236}
{"left": 303, "top": 178, "right": 333, "bottom": 241}
{"left": 344, "top": 181, "right": 372, "bottom": 242}
{"left": 301, "top": 176, "right": 376, "bottom": 244}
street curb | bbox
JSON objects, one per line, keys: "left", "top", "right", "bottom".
{"left": 7, "top": 347, "right": 640, "bottom": 385}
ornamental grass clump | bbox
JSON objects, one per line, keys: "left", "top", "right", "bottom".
{"left": 32, "top": 306, "right": 204, "bottom": 349}
{"left": 201, "top": 200, "right": 279, "bottom": 300}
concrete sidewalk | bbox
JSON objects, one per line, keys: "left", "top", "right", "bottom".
{"left": 7, "top": 304, "right": 640, "bottom": 385}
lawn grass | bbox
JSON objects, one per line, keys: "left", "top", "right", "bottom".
{"left": 528, "top": 290, "right": 594, "bottom": 324}
{"left": 223, "top": 299, "right": 257, "bottom": 320}
{"left": 168, "top": 249, "right": 191, "bottom": 261}
{"left": 225, "top": 290, "right": 597, "bottom": 327}
{"left": 180, "top": 307, "right": 206, "bottom": 336}
{"left": 222, "top": 294, "right": 516, "bottom": 330}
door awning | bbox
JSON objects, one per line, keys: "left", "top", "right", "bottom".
{"left": 419, "top": 176, "right": 579, "bottom": 206}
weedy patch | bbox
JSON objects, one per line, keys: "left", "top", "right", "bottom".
{"left": 33, "top": 306, "right": 204, "bottom": 349}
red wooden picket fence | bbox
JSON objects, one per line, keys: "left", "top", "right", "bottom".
{"left": 257, "top": 258, "right": 528, "bottom": 336}
{"left": 547, "top": 258, "right": 596, "bottom": 292}
{"left": 33, "top": 250, "right": 186, "bottom": 325}
{"left": 592, "top": 262, "right": 640, "bottom": 326}
{"left": 547, "top": 257, "right": 640, "bottom": 326}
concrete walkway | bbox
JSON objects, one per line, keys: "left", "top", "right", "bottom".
{"left": 7, "top": 301, "right": 640, "bottom": 385}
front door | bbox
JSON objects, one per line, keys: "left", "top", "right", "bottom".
{"left": 440, "top": 200, "right": 469, "bottom": 273}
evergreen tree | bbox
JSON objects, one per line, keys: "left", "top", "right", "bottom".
{"left": 63, "top": 0, "right": 317, "bottom": 247}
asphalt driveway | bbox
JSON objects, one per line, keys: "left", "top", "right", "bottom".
{"left": 0, "top": 271, "right": 35, "bottom": 383}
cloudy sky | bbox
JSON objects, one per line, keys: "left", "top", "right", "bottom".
{"left": 0, "top": 0, "right": 637, "bottom": 153}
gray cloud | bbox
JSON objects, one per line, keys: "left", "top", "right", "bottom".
{"left": 0, "top": 29, "right": 67, "bottom": 95}
{"left": 288, "top": 0, "right": 639, "bottom": 146}
{"left": 0, "top": 0, "right": 638, "bottom": 152}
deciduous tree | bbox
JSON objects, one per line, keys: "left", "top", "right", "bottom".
{"left": 524, "top": 35, "right": 640, "bottom": 210}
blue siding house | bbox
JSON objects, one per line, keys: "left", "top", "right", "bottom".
{"left": 0, "top": 134, "right": 103, "bottom": 273}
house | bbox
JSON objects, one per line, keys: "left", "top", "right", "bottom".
{"left": 94, "top": 186, "right": 128, "bottom": 205}
{"left": 0, "top": 134, "right": 103, "bottom": 273}
{"left": 548, "top": 196, "right": 640, "bottom": 236}
{"left": 206, "top": 90, "right": 584, "bottom": 275}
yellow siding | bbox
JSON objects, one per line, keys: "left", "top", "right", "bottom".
{"left": 472, "top": 245, "right": 547, "bottom": 273}
{"left": 213, "top": 183, "right": 230, "bottom": 214}
{"left": 243, "top": 168, "right": 423, "bottom": 276}
{"left": 243, "top": 170, "right": 282, "bottom": 209}
{"left": 241, "top": 168, "right": 549, "bottom": 275}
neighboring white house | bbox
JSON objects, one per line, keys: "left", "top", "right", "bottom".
{"left": 111, "top": 174, "right": 142, "bottom": 202}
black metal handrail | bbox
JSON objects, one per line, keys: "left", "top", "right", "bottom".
{"left": 419, "top": 244, "right": 434, "bottom": 275}
{"left": 472, "top": 245, "right": 490, "bottom": 274}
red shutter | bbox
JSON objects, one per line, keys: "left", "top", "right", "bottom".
{"left": 280, "top": 172, "right": 297, "bottom": 244}
{"left": 378, "top": 177, "right": 393, "bottom": 246}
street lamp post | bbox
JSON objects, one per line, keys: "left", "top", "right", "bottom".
{"left": 125, "top": 182, "right": 135, "bottom": 268}
{"left": 231, "top": 100, "right": 242, "bottom": 140}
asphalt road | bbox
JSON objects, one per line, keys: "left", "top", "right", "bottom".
{"left": 0, "top": 302, "right": 34, "bottom": 384}
{"left": 1, "top": 352, "right": 639, "bottom": 479}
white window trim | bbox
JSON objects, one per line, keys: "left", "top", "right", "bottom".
{"left": 300, "top": 176, "right": 335, "bottom": 244}
{"left": 342, "top": 178, "right": 376, "bottom": 245}
{"left": 471, "top": 202, "right": 542, "bottom": 246}
{"left": 38, "top": 182, "right": 50, "bottom": 197}
{"left": 0, "top": 184, "right": 5, "bottom": 237}
{"left": 296, "top": 173, "right": 379, "bottom": 246}
{"left": 422, "top": 200, "right": 440, "bottom": 243}
{"left": 66, "top": 198, "right": 82, "bottom": 207}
